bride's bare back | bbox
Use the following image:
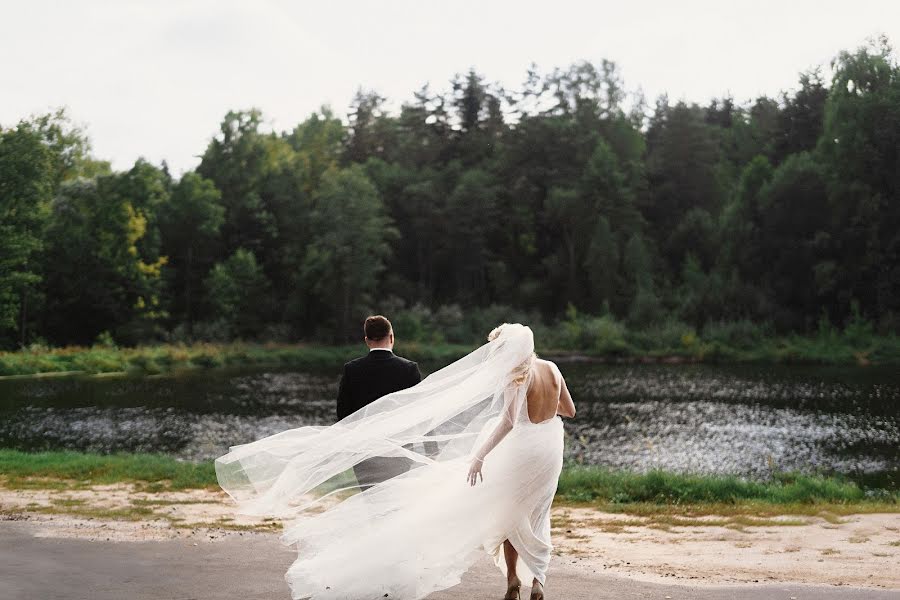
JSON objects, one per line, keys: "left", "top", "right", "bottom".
{"left": 525, "top": 359, "right": 576, "bottom": 424}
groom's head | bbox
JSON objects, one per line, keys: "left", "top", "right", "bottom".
{"left": 364, "top": 315, "right": 394, "bottom": 350}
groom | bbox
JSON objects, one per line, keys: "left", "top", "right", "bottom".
{"left": 337, "top": 315, "right": 422, "bottom": 490}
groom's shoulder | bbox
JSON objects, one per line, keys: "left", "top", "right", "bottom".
{"left": 343, "top": 355, "right": 368, "bottom": 371}
{"left": 392, "top": 353, "right": 417, "bottom": 366}
{"left": 343, "top": 352, "right": 416, "bottom": 370}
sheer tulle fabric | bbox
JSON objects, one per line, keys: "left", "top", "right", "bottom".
{"left": 215, "top": 324, "right": 564, "bottom": 600}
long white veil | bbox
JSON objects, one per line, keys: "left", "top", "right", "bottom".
{"left": 215, "top": 323, "right": 535, "bottom": 519}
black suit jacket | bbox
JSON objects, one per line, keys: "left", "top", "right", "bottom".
{"left": 336, "top": 350, "right": 422, "bottom": 420}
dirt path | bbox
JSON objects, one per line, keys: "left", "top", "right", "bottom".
{"left": 1, "top": 483, "right": 899, "bottom": 591}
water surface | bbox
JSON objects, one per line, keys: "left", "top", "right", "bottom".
{"left": 1, "top": 362, "right": 897, "bottom": 487}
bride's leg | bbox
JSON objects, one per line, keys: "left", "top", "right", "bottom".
{"left": 503, "top": 540, "right": 519, "bottom": 584}
{"left": 502, "top": 540, "right": 522, "bottom": 599}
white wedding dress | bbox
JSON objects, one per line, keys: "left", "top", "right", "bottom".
{"left": 216, "top": 324, "right": 565, "bottom": 600}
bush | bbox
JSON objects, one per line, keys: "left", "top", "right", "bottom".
{"left": 371, "top": 301, "right": 541, "bottom": 346}
{"left": 626, "top": 318, "right": 696, "bottom": 353}
{"left": 190, "top": 319, "right": 232, "bottom": 343}
{"left": 93, "top": 330, "right": 117, "bottom": 349}
{"left": 556, "top": 467, "right": 882, "bottom": 505}
{"left": 701, "top": 319, "right": 772, "bottom": 349}
{"left": 391, "top": 303, "right": 441, "bottom": 344}
{"left": 843, "top": 301, "right": 875, "bottom": 347}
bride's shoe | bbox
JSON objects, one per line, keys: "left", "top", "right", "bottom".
{"left": 529, "top": 580, "right": 544, "bottom": 600}
{"left": 504, "top": 576, "right": 522, "bottom": 600}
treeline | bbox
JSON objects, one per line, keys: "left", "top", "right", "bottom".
{"left": 1, "top": 39, "right": 898, "bottom": 348}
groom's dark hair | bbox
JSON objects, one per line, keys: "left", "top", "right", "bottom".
{"left": 364, "top": 315, "right": 392, "bottom": 341}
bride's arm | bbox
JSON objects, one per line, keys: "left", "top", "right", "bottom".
{"left": 555, "top": 363, "right": 576, "bottom": 418}
{"left": 467, "top": 384, "right": 518, "bottom": 486}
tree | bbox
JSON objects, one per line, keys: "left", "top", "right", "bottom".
{"left": 580, "top": 138, "right": 642, "bottom": 238}
{"left": 159, "top": 173, "right": 224, "bottom": 334}
{"left": 0, "top": 123, "right": 53, "bottom": 346}
{"left": 718, "top": 155, "right": 775, "bottom": 320}
{"left": 545, "top": 186, "right": 592, "bottom": 306}
{"left": 301, "top": 166, "right": 396, "bottom": 340}
{"left": 584, "top": 216, "right": 618, "bottom": 312}
{"left": 198, "top": 109, "right": 309, "bottom": 323}
{"left": 346, "top": 90, "right": 394, "bottom": 164}
{"left": 449, "top": 69, "right": 506, "bottom": 165}
{"left": 205, "top": 248, "right": 269, "bottom": 339}
{"left": 756, "top": 153, "right": 830, "bottom": 329}
{"left": 197, "top": 110, "right": 280, "bottom": 265}
{"left": 442, "top": 168, "right": 500, "bottom": 302}
{"left": 774, "top": 71, "right": 827, "bottom": 164}
{"left": 452, "top": 69, "right": 489, "bottom": 134}
{"left": 818, "top": 39, "right": 900, "bottom": 323}
{"left": 623, "top": 234, "right": 662, "bottom": 324}
{"left": 42, "top": 176, "right": 167, "bottom": 344}
{"left": 644, "top": 101, "right": 725, "bottom": 270}
{"left": 27, "top": 108, "right": 111, "bottom": 187}
{"left": 284, "top": 108, "right": 344, "bottom": 195}
{"left": 4, "top": 42, "right": 899, "bottom": 344}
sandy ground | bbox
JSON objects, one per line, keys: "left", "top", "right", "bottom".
{"left": 1, "top": 483, "right": 899, "bottom": 591}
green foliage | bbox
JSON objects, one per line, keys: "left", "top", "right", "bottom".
{"left": 204, "top": 248, "right": 270, "bottom": 340}
{"left": 701, "top": 319, "right": 773, "bottom": 350}
{"left": 0, "top": 122, "right": 53, "bottom": 344}
{"left": 816, "top": 38, "right": 900, "bottom": 324}
{"left": 0, "top": 449, "right": 218, "bottom": 490}
{"left": 2, "top": 449, "right": 895, "bottom": 508}
{"left": 584, "top": 216, "right": 618, "bottom": 311}
{"left": 301, "top": 165, "right": 396, "bottom": 340}
{"left": 551, "top": 306, "right": 629, "bottom": 354}
{"left": 41, "top": 172, "right": 168, "bottom": 345}
{"left": 556, "top": 467, "right": 894, "bottom": 505}
{"left": 1, "top": 308, "right": 898, "bottom": 377}
{"left": 26, "top": 108, "right": 111, "bottom": 185}
{"left": 159, "top": 172, "right": 224, "bottom": 334}
{"left": 1, "top": 40, "right": 898, "bottom": 348}
{"left": 0, "top": 341, "right": 472, "bottom": 377}
{"left": 645, "top": 101, "right": 724, "bottom": 271}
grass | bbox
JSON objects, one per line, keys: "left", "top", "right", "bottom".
{"left": 555, "top": 466, "right": 899, "bottom": 510}
{"left": 3, "top": 316, "right": 900, "bottom": 379}
{"left": 0, "top": 449, "right": 218, "bottom": 490}
{"left": 23, "top": 503, "right": 160, "bottom": 521}
{"left": 2, "top": 450, "right": 898, "bottom": 516}
{"left": 542, "top": 313, "right": 900, "bottom": 366}
{"left": 17, "top": 500, "right": 282, "bottom": 532}
{"left": 0, "top": 341, "right": 474, "bottom": 377}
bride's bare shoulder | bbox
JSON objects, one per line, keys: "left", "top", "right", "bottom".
{"left": 534, "top": 357, "right": 559, "bottom": 371}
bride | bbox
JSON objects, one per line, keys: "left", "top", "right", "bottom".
{"left": 215, "top": 323, "right": 576, "bottom": 600}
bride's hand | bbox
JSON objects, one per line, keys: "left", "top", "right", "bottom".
{"left": 467, "top": 458, "right": 483, "bottom": 486}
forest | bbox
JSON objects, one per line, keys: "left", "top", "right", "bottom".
{"left": 1, "top": 39, "right": 898, "bottom": 350}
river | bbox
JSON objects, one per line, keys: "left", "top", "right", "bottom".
{"left": 1, "top": 362, "right": 897, "bottom": 487}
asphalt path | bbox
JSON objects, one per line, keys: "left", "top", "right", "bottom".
{"left": 1, "top": 522, "right": 897, "bottom": 600}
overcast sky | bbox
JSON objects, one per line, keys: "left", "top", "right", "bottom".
{"left": 3, "top": 0, "right": 898, "bottom": 174}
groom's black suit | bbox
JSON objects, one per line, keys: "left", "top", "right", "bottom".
{"left": 336, "top": 349, "right": 422, "bottom": 489}
{"left": 336, "top": 349, "right": 421, "bottom": 419}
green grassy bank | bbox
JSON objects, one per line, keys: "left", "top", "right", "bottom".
{"left": 2, "top": 450, "right": 897, "bottom": 514}
{"left": 2, "top": 326, "right": 899, "bottom": 379}
{"left": 0, "top": 342, "right": 473, "bottom": 378}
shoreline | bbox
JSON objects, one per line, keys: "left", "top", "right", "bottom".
{"left": 1, "top": 334, "right": 899, "bottom": 379}
{"left": 3, "top": 450, "right": 898, "bottom": 505}
{"left": 1, "top": 482, "right": 898, "bottom": 590}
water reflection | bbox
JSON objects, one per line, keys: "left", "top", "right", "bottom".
{"left": 1, "top": 363, "right": 897, "bottom": 486}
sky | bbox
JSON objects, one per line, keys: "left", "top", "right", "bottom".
{"left": 2, "top": 0, "right": 898, "bottom": 174}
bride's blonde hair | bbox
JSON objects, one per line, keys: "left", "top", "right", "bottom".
{"left": 488, "top": 323, "right": 536, "bottom": 386}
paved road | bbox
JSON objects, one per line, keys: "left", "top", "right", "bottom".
{"left": 1, "top": 522, "right": 897, "bottom": 600}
